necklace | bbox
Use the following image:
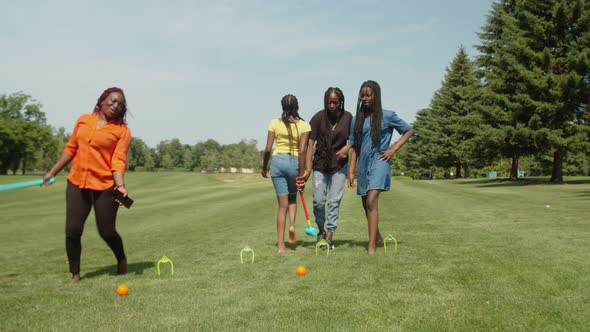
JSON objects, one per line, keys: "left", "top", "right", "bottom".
{"left": 328, "top": 112, "right": 340, "bottom": 131}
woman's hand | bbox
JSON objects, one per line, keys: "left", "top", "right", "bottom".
{"left": 113, "top": 185, "right": 129, "bottom": 206}
{"left": 301, "top": 169, "right": 311, "bottom": 182}
{"left": 295, "top": 175, "right": 307, "bottom": 192}
{"left": 261, "top": 168, "right": 268, "bottom": 178}
{"left": 378, "top": 128, "right": 413, "bottom": 162}
{"left": 116, "top": 185, "right": 128, "bottom": 197}
{"left": 42, "top": 172, "right": 55, "bottom": 185}
{"left": 378, "top": 148, "right": 395, "bottom": 161}
{"left": 336, "top": 145, "right": 350, "bottom": 161}
{"left": 347, "top": 173, "right": 356, "bottom": 189}
{"left": 296, "top": 169, "right": 311, "bottom": 191}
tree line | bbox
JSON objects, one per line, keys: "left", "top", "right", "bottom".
{"left": 0, "top": 92, "right": 260, "bottom": 175}
{"left": 127, "top": 137, "right": 261, "bottom": 173}
{"left": 2, "top": 0, "right": 589, "bottom": 182}
{"left": 400, "top": 0, "right": 590, "bottom": 182}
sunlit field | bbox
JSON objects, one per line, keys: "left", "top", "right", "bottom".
{"left": 1, "top": 173, "right": 589, "bottom": 331}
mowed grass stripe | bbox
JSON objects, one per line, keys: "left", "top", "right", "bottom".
{"left": 389, "top": 178, "right": 590, "bottom": 330}
{"left": 1, "top": 173, "right": 589, "bottom": 331}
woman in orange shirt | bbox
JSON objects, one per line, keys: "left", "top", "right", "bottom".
{"left": 44, "top": 87, "right": 131, "bottom": 283}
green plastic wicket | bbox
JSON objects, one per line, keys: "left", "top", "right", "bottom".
{"left": 240, "top": 245, "right": 255, "bottom": 264}
{"left": 315, "top": 239, "right": 330, "bottom": 256}
{"left": 383, "top": 234, "right": 398, "bottom": 253}
{"left": 157, "top": 256, "right": 174, "bottom": 275}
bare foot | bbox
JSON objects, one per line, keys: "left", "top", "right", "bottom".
{"left": 375, "top": 230, "right": 383, "bottom": 245}
{"left": 278, "top": 248, "right": 296, "bottom": 254}
{"left": 70, "top": 273, "right": 81, "bottom": 284}
{"left": 367, "top": 244, "right": 377, "bottom": 255}
{"left": 288, "top": 226, "right": 297, "bottom": 247}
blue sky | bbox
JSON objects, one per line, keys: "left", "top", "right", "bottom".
{"left": 1, "top": 0, "right": 493, "bottom": 149}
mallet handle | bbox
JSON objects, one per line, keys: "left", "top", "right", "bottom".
{"left": 299, "top": 191, "right": 310, "bottom": 220}
{"left": 0, "top": 177, "right": 56, "bottom": 192}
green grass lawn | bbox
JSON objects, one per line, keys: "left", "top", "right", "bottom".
{"left": 1, "top": 173, "right": 589, "bottom": 331}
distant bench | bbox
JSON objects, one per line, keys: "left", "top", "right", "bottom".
{"left": 485, "top": 170, "right": 525, "bottom": 178}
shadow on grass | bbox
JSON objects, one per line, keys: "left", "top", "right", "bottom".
{"left": 289, "top": 238, "right": 403, "bottom": 249}
{"left": 452, "top": 178, "right": 590, "bottom": 188}
{"left": 334, "top": 239, "right": 403, "bottom": 248}
{"left": 82, "top": 261, "right": 155, "bottom": 279}
{"left": 277, "top": 239, "right": 367, "bottom": 249}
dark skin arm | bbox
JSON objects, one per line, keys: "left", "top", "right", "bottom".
{"left": 296, "top": 138, "right": 315, "bottom": 190}
{"left": 336, "top": 144, "right": 351, "bottom": 161}
{"left": 347, "top": 147, "right": 357, "bottom": 189}
{"left": 295, "top": 132, "right": 310, "bottom": 191}
{"left": 349, "top": 129, "right": 414, "bottom": 187}
{"left": 43, "top": 152, "right": 73, "bottom": 184}
{"left": 43, "top": 152, "right": 129, "bottom": 202}
{"left": 261, "top": 131, "right": 275, "bottom": 178}
{"left": 377, "top": 128, "right": 414, "bottom": 161}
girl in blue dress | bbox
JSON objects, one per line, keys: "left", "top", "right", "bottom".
{"left": 347, "top": 80, "right": 414, "bottom": 255}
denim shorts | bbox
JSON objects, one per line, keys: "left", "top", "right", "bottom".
{"left": 270, "top": 154, "right": 299, "bottom": 196}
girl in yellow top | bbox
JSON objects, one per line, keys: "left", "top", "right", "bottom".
{"left": 261, "top": 94, "right": 311, "bottom": 253}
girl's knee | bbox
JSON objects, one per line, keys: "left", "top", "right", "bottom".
{"left": 98, "top": 228, "right": 118, "bottom": 241}
{"left": 66, "top": 225, "right": 84, "bottom": 238}
{"left": 313, "top": 196, "right": 327, "bottom": 206}
{"left": 366, "top": 198, "right": 379, "bottom": 211}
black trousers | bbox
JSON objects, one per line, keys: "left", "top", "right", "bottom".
{"left": 66, "top": 181, "right": 126, "bottom": 274}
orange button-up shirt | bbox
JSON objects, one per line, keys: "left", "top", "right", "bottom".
{"left": 64, "top": 113, "right": 131, "bottom": 191}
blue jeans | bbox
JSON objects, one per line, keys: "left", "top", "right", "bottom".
{"left": 312, "top": 165, "right": 347, "bottom": 233}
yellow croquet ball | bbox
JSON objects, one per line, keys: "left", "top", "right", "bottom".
{"left": 116, "top": 284, "right": 129, "bottom": 296}
{"left": 295, "top": 265, "right": 307, "bottom": 277}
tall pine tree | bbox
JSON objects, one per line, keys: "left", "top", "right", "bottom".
{"left": 404, "top": 47, "right": 483, "bottom": 178}
{"left": 477, "top": 0, "right": 590, "bottom": 182}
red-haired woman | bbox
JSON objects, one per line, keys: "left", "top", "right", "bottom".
{"left": 44, "top": 87, "right": 132, "bottom": 283}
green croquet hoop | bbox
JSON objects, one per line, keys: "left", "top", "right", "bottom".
{"left": 384, "top": 234, "right": 398, "bottom": 253}
{"left": 240, "top": 245, "right": 255, "bottom": 264}
{"left": 315, "top": 239, "right": 330, "bottom": 256}
{"left": 157, "top": 256, "right": 174, "bottom": 275}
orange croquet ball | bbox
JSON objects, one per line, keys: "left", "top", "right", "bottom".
{"left": 116, "top": 284, "right": 129, "bottom": 296}
{"left": 295, "top": 265, "right": 307, "bottom": 277}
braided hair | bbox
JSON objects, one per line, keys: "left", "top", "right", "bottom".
{"left": 322, "top": 87, "right": 345, "bottom": 169}
{"left": 353, "top": 80, "right": 382, "bottom": 155}
{"left": 280, "top": 94, "right": 303, "bottom": 155}
{"left": 93, "top": 87, "right": 127, "bottom": 124}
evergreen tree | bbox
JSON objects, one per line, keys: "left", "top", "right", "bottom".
{"left": 477, "top": 0, "right": 590, "bottom": 182}
{"left": 403, "top": 108, "right": 445, "bottom": 179}
{"left": 431, "top": 47, "right": 483, "bottom": 177}
{"left": 404, "top": 47, "right": 483, "bottom": 178}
